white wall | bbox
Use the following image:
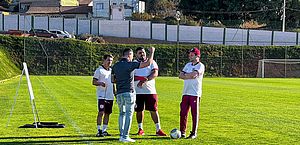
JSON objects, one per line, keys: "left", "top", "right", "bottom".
{"left": 152, "top": 23, "right": 166, "bottom": 40}
{"left": 34, "top": 16, "right": 48, "bottom": 30}
{"left": 4, "top": 15, "right": 18, "bottom": 30}
{"left": 131, "top": 21, "right": 150, "bottom": 39}
{"left": 64, "top": 18, "right": 76, "bottom": 35}
{"left": 99, "top": 20, "right": 129, "bottom": 37}
{"left": 49, "top": 17, "right": 63, "bottom": 30}
{"left": 78, "top": 19, "right": 90, "bottom": 34}
{"left": 1, "top": 14, "right": 300, "bottom": 46}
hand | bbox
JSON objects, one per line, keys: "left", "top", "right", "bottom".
{"left": 149, "top": 47, "right": 155, "bottom": 53}
{"left": 99, "top": 82, "right": 106, "bottom": 87}
{"left": 137, "top": 80, "right": 146, "bottom": 88}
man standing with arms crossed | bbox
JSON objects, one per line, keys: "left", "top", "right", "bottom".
{"left": 179, "top": 47, "right": 205, "bottom": 139}
{"left": 92, "top": 54, "right": 114, "bottom": 137}
{"left": 112, "top": 47, "right": 155, "bottom": 143}
{"left": 134, "top": 47, "right": 167, "bottom": 136}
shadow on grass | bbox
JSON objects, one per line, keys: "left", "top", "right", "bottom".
{"left": 0, "top": 135, "right": 171, "bottom": 144}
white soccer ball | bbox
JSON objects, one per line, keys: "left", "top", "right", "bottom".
{"left": 170, "top": 128, "right": 181, "bottom": 139}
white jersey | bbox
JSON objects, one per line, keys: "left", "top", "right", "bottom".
{"left": 134, "top": 60, "right": 158, "bottom": 94}
{"left": 182, "top": 62, "right": 205, "bottom": 97}
{"left": 93, "top": 66, "right": 114, "bottom": 100}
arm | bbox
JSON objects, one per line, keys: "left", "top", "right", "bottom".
{"left": 139, "top": 47, "right": 155, "bottom": 68}
{"left": 92, "top": 78, "right": 106, "bottom": 87}
{"left": 137, "top": 69, "right": 158, "bottom": 87}
{"left": 179, "top": 71, "right": 199, "bottom": 80}
{"left": 147, "top": 69, "right": 158, "bottom": 80}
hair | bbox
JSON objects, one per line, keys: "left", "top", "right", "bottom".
{"left": 122, "top": 48, "right": 133, "bottom": 56}
{"left": 136, "top": 47, "right": 144, "bottom": 52}
{"left": 103, "top": 54, "right": 113, "bottom": 60}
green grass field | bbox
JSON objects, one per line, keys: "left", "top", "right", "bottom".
{"left": 0, "top": 76, "right": 300, "bottom": 144}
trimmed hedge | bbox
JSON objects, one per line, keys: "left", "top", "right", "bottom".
{"left": 1, "top": 35, "right": 300, "bottom": 77}
{"left": 0, "top": 47, "right": 20, "bottom": 80}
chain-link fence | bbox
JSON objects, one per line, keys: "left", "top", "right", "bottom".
{"left": 24, "top": 45, "right": 300, "bottom": 78}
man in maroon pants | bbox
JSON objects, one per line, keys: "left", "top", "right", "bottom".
{"left": 178, "top": 47, "right": 205, "bottom": 139}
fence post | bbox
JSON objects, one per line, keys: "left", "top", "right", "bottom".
{"left": 223, "top": 27, "right": 226, "bottom": 45}
{"left": 31, "top": 15, "right": 34, "bottom": 29}
{"left": 165, "top": 22, "right": 167, "bottom": 41}
{"left": 62, "top": 17, "right": 65, "bottom": 31}
{"left": 17, "top": 14, "right": 20, "bottom": 30}
{"left": 246, "top": 29, "right": 250, "bottom": 45}
{"left": 128, "top": 20, "right": 131, "bottom": 38}
{"left": 47, "top": 16, "right": 50, "bottom": 31}
{"left": 200, "top": 26, "right": 203, "bottom": 44}
{"left": 97, "top": 19, "right": 100, "bottom": 36}
{"left": 150, "top": 21, "right": 152, "bottom": 39}
{"left": 296, "top": 32, "right": 299, "bottom": 45}
{"left": 90, "top": 19, "right": 92, "bottom": 34}
{"left": 76, "top": 17, "right": 79, "bottom": 35}
{"left": 2, "top": 14, "right": 4, "bottom": 31}
{"left": 271, "top": 30, "right": 274, "bottom": 45}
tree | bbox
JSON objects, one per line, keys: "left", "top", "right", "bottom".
{"left": 178, "top": 0, "right": 300, "bottom": 30}
{"left": 0, "top": 0, "right": 12, "bottom": 8}
{"left": 145, "top": 0, "right": 177, "bottom": 17}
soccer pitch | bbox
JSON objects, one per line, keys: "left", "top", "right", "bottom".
{"left": 0, "top": 76, "right": 300, "bottom": 144}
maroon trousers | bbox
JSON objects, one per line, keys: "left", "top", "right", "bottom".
{"left": 180, "top": 95, "right": 201, "bottom": 134}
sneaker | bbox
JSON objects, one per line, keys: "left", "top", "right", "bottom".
{"left": 137, "top": 128, "right": 145, "bottom": 136}
{"left": 119, "top": 137, "right": 136, "bottom": 142}
{"left": 96, "top": 130, "right": 104, "bottom": 137}
{"left": 156, "top": 129, "right": 167, "bottom": 136}
{"left": 180, "top": 132, "right": 186, "bottom": 139}
{"left": 186, "top": 131, "right": 197, "bottom": 139}
{"left": 102, "top": 131, "right": 111, "bottom": 136}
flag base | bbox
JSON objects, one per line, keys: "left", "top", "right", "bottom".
{"left": 19, "top": 122, "right": 65, "bottom": 128}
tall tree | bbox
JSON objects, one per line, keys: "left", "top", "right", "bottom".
{"left": 0, "top": 0, "right": 12, "bottom": 8}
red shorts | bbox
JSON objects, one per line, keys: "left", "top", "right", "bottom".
{"left": 135, "top": 94, "right": 158, "bottom": 112}
{"left": 98, "top": 99, "right": 113, "bottom": 114}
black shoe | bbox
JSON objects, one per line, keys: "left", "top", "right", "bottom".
{"left": 186, "top": 131, "right": 197, "bottom": 139}
{"left": 102, "top": 131, "right": 111, "bottom": 136}
{"left": 180, "top": 132, "right": 186, "bottom": 139}
{"left": 96, "top": 130, "right": 104, "bottom": 137}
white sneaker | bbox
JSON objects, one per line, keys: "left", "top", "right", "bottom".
{"left": 119, "top": 137, "right": 136, "bottom": 142}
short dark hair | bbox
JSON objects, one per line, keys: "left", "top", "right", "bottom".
{"left": 103, "top": 54, "right": 113, "bottom": 60}
{"left": 136, "top": 47, "right": 144, "bottom": 52}
{"left": 123, "top": 48, "right": 133, "bottom": 56}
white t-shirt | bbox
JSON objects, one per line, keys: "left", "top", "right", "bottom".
{"left": 182, "top": 62, "right": 205, "bottom": 97}
{"left": 93, "top": 66, "right": 114, "bottom": 100}
{"left": 134, "top": 60, "right": 158, "bottom": 94}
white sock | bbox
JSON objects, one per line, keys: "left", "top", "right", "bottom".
{"left": 97, "top": 125, "right": 101, "bottom": 131}
{"left": 102, "top": 124, "right": 108, "bottom": 132}
{"left": 138, "top": 123, "right": 143, "bottom": 129}
{"left": 155, "top": 123, "right": 161, "bottom": 132}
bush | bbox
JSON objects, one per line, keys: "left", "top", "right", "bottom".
{"left": 132, "top": 12, "right": 152, "bottom": 21}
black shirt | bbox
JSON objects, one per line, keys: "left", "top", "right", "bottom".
{"left": 112, "top": 58, "right": 140, "bottom": 94}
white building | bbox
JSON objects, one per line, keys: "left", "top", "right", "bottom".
{"left": 92, "top": 0, "right": 145, "bottom": 20}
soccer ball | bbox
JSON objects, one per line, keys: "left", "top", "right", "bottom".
{"left": 170, "top": 128, "right": 181, "bottom": 139}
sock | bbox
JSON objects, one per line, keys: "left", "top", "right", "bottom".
{"left": 138, "top": 123, "right": 143, "bottom": 130}
{"left": 102, "top": 124, "right": 108, "bottom": 132}
{"left": 97, "top": 125, "right": 101, "bottom": 131}
{"left": 155, "top": 123, "right": 161, "bottom": 132}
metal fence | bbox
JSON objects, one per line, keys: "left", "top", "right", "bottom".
{"left": 24, "top": 45, "right": 300, "bottom": 78}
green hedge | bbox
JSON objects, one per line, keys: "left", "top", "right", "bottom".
{"left": 0, "top": 47, "right": 20, "bottom": 80}
{"left": 1, "top": 35, "right": 300, "bottom": 77}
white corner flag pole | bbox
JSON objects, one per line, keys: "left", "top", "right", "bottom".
{"left": 23, "top": 62, "right": 39, "bottom": 128}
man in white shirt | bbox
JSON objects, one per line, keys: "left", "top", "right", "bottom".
{"left": 92, "top": 54, "right": 114, "bottom": 137}
{"left": 179, "top": 47, "right": 205, "bottom": 139}
{"left": 134, "top": 47, "right": 167, "bottom": 136}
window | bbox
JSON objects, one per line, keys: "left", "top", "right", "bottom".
{"left": 96, "top": 3, "right": 104, "bottom": 10}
